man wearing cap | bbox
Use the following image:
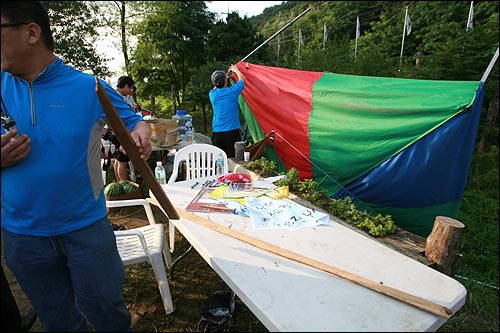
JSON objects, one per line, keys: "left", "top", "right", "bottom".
{"left": 114, "top": 76, "right": 141, "bottom": 180}
{"left": 209, "top": 64, "right": 245, "bottom": 158}
{"left": 116, "top": 75, "right": 141, "bottom": 114}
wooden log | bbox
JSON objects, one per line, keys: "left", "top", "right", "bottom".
{"left": 425, "top": 216, "right": 465, "bottom": 276}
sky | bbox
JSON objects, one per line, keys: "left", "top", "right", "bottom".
{"left": 99, "top": 1, "right": 282, "bottom": 83}
{"left": 206, "top": 1, "right": 282, "bottom": 20}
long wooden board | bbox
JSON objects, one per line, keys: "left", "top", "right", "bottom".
{"left": 95, "top": 78, "right": 179, "bottom": 219}
{"left": 147, "top": 197, "right": 453, "bottom": 319}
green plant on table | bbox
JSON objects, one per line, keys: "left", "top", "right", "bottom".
{"left": 246, "top": 157, "right": 278, "bottom": 178}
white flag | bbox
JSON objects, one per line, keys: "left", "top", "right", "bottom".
{"left": 277, "top": 34, "right": 281, "bottom": 57}
{"left": 299, "top": 29, "right": 304, "bottom": 46}
{"left": 323, "top": 23, "right": 328, "bottom": 47}
{"left": 355, "top": 16, "right": 360, "bottom": 58}
{"left": 466, "top": 1, "right": 474, "bottom": 30}
{"left": 405, "top": 8, "right": 412, "bottom": 36}
{"left": 356, "top": 16, "right": 360, "bottom": 41}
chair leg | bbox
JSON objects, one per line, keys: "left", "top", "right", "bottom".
{"left": 150, "top": 252, "right": 174, "bottom": 315}
{"left": 169, "top": 222, "right": 176, "bottom": 253}
{"left": 162, "top": 237, "right": 173, "bottom": 268}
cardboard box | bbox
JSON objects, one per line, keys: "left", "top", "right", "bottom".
{"left": 145, "top": 119, "right": 180, "bottom": 147}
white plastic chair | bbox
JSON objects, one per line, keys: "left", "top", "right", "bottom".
{"left": 167, "top": 143, "right": 228, "bottom": 253}
{"left": 107, "top": 198, "right": 174, "bottom": 315}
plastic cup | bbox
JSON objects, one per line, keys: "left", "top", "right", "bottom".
{"left": 244, "top": 152, "right": 250, "bottom": 162}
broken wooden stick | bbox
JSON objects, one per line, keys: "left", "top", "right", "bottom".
{"left": 95, "top": 78, "right": 179, "bottom": 219}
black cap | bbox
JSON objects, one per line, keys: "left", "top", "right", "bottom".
{"left": 211, "top": 70, "right": 226, "bottom": 87}
{"left": 117, "top": 76, "right": 134, "bottom": 88}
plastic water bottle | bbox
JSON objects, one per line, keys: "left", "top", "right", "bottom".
{"left": 155, "top": 161, "right": 166, "bottom": 185}
{"left": 185, "top": 120, "right": 194, "bottom": 144}
{"left": 172, "top": 109, "right": 192, "bottom": 136}
{"left": 215, "top": 153, "right": 224, "bottom": 176}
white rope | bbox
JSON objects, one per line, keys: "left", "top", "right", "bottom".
{"left": 455, "top": 274, "right": 499, "bottom": 290}
{"left": 271, "top": 130, "right": 378, "bottom": 215}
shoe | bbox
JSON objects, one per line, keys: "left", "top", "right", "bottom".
{"left": 20, "top": 308, "right": 37, "bottom": 332}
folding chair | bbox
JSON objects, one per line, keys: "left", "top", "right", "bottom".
{"left": 167, "top": 143, "right": 228, "bottom": 252}
{"left": 107, "top": 199, "right": 174, "bottom": 315}
{"left": 166, "top": 144, "right": 228, "bottom": 277}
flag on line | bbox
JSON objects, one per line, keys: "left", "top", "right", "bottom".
{"left": 356, "top": 16, "right": 360, "bottom": 40}
{"left": 405, "top": 8, "right": 412, "bottom": 36}
{"left": 323, "top": 23, "right": 328, "bottom": 48}
{"left": 466, "top": 1, "right": 474, "bottom": 31}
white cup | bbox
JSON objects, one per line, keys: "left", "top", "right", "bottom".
{"left": 244, "top": 151, "right": 250, "bottom": 162}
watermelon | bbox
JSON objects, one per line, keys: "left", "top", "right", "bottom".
{"left": 104, "top": 182, "right": 125, "bottom": 197}
{"left": 119, "top": 180, "right": 139, "bottom": 194}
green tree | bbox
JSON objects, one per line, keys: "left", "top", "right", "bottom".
{"left": 206, "top": 12, "right": 263, "bottom": 63}
{"left": 45, "top": 1, "right": 111, "bottom": 77}
{"left": 131, "top": 1, "right": 212, "bottom": 116}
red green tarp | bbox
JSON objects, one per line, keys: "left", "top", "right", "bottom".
{"left": 236, "top": 62, "right": 483, "bottom": 236}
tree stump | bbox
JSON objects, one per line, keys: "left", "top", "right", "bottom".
{"left": 425, "top": 216, "right": 465, "bottom": 276}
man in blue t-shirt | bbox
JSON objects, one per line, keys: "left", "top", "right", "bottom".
{"left": 1, "top": 2, "right": 151, "bottom": 331}
{"left": 208, "top": 64, "right": 246, "bottom": 158}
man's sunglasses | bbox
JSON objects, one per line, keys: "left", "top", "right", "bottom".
{"left": 1, "top": 22, "right": 30, "bottom": 28}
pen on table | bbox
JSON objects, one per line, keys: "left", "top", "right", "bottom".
{"left": 199, "top": 205, "right": 236, "bottom": 213}
{"left": 191, "top": 181, "right": 199, "bottom": 189}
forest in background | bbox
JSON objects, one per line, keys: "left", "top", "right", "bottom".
{"left": 45, "top": 1, "right": 498, "bottom": 137}
{"left": 43, "top": 1, "right": 498, "bottom": 157}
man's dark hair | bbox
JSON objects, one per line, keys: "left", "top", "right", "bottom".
{"left": 211, "top": 70, "right": 226, "bottom": 88}
{"left": 1, "top": 1, "right": 54, "bottom": 51}
{"left": 117, "top": 76, "right": 135, "bottom": 88}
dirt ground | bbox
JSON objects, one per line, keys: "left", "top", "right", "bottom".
{"left": 1, "top": 207, "right": 268, "bottom": 332}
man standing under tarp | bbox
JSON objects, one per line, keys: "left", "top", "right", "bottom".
{"left": 209, "top": 64, "right": 245, "bottom": 158}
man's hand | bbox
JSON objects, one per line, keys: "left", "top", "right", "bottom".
{"left": 129, "top": 121, "right": 151, "bottom": 160}
{"left": 228, "top": 64, "right": 245, "bottom": 83}
{"left": 1, "top": 129, "right": 31, "bottom": 168}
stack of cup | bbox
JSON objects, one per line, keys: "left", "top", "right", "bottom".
{"left": 234, "top": 141, "right": 246, "bottom": 160}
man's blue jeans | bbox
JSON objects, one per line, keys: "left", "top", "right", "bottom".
{"left": 2, "top": 217, "right": 132, "bottom": 332}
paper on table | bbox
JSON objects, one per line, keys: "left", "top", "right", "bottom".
{"left": 252, "top": 175, "right": 286, "bottom": 189}
{"left": 209, "top": 185, "right": 270, "bottom": 205}
{"left": 215, "top": 198, "right": 249, "bottom": 217}
{"left": 245, "top": 196, "right": 329, "bottom": 230}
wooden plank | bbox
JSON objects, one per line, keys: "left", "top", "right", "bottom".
{"left": 147, "top": 197, "right": 453, "bottom": 319}
{"left": 95, "top": 78, "right": 179, "bottom": 219}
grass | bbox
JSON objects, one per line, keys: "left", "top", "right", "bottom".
{"left": 437, "top": 147, "right": 499, "bottom": 332}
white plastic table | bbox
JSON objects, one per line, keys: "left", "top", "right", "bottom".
{"left": 151, "top": 178, "right": 467, "bottom": 332}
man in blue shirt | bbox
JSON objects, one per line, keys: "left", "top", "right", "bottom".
{"left": 1, "top": 2, "right": 151, "bottom": 331}
{"left": 209, "top": 64, "right": 246, "bottom": 158}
